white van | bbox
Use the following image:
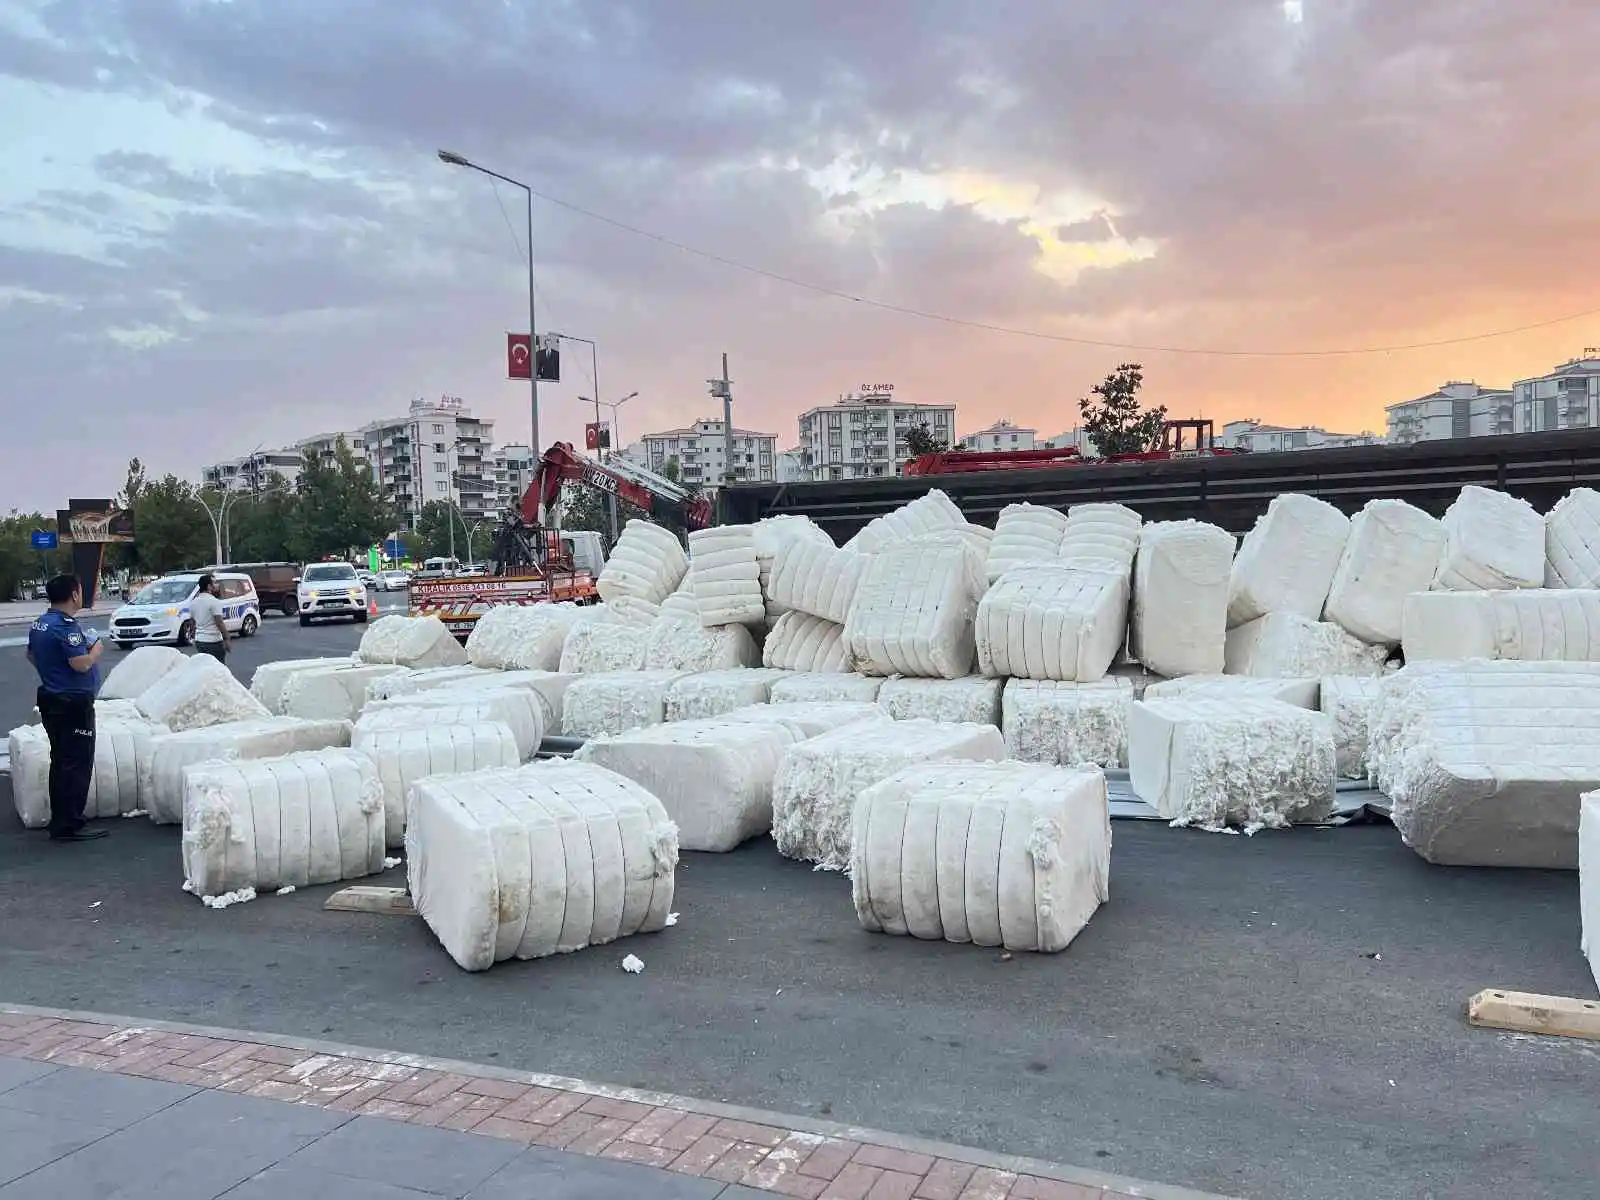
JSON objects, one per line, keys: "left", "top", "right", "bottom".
{"left": 296, "top": 561, "right": 369, "bottom": 625}
{"left": 110, "top": 571, "right": 260, "bottom": 649}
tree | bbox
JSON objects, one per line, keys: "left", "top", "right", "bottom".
{"left": 412, "top": 501, "right": 459, "bottom": 561}
{"left": 228, "top": 473, "right": 297, "bottom": 562}
{"left": 552, "top": 484, "right": 644, "bottom": 552}
{"left": 0, "top": 511, "right": 67, "bottom": 601}
{"left": 1078, "top": 363, "right": 1167, "bottom": 457}
{"left": 105, "top": 457, "right": 149, "bottom": 574}
{"left": 289, "top": 437, "right": 393, "bottom": 561}
{"left": 661, "top": 456, "right": 681, "bottom": 483}
{"left": 903, "top": 423, "right": 949, "bottom": 457}
{"left": 132, "top": 475, "right": 213, "bottom": 574}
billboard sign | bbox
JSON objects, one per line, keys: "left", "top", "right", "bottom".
{"left": 55, "top": 501, "right": 134, "bottom": 544}
{"left": 507, "top": 332, "right": 561, "bottom": 382}
{"left": 30, "top": 530, "right": 57, "bottom": 550}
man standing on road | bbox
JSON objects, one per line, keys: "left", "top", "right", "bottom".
{"left": 26, "top": 574, "right": 107, "bottom": 843}
{"left": 190, "top": 573, "right": 230, "bottom": 665}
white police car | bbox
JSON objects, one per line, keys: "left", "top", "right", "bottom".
{"left": 297, "top": 561, "right": 369, "bottom": 625}
{"left": 109, "top": 571, "right": 261, "bottom": 649}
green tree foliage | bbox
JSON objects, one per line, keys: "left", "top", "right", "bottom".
{"left": 288, "top": 437, "right": 393, "bottom": 561}
{"left": 412, "top": 501, "right": 459, "bottom": 561}
{"left": 227, "top": 473, "right": 298, "bottom": 562}
{"left": 553, "top": 484, "right": 645, "bottom": 552}
{"left": 0, "top": 511, "right": 68, "bottom": 601}
{"left": 133, "top": 475, "right": 214, "bottom": 574}
{"left": 1078, "top": 363, "right": 1167, "bottom": 457}
{"left": 903, "top": 423, "right": 949, "bottom": 457}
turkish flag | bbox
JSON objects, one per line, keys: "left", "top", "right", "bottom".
{"left": 507, "top": 333, "right": 532, "bottom": 380}
{"left": 584, "top": 422, "right": 600, "bottom": 450}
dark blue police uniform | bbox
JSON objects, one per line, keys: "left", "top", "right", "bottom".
{"left": 28, "top": 609, "right": 100, "bottom": 838}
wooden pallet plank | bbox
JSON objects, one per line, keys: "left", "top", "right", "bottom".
{"left": 1467, "top": 989, "right": 1600, "bottom": 1041}
{"left": 324, "top": 886, "right": 415, "bottom": 916}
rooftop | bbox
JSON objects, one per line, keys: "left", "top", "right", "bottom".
{"left": 641, "top": 421, "right": 777, "bottom": 440}
{"left": 964, "top": 418, "right": 1037, "bottom": 436}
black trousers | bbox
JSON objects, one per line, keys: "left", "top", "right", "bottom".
{"left": 196, "top": 641, "right": 228, "bottom": 664}
{"left": 36, "top": 688, "right": 95, "bottom": 836}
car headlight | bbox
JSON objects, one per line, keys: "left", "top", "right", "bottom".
{"left": 163, "top": 607, "right": 179, "bottom": 616}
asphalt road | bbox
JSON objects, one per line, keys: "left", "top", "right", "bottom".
{"left": 1, "top": 621, "right": 1596, "bottom": 1200}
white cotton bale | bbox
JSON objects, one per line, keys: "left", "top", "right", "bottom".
{"left": 356, "top": 615, "right": 409, "bottom": 663}
{"left": 772, "top": 718, "right": 1006, "bottom": 869}
{"left": 644, "top": 616, "right": 760, "bottom": 672}
{"left": 26, "top": 697, "right": 146, "bottom": 725}
{"left": 905, "top": 526, "right": 993, "bottom": 558}
{"left": 136, "top": 653, "right": 271, "bottom": 732}
{"left": 10, "top": 718, "right": 168, "bottom": 828}
{"left": 559, "top": 619, "right": 648, "bottom": 674}
{"left": 1227, "top": 494, "right": 1351, "bottom": 627}
{"left": 367, "top": 665, "right": 496, "bottom": 702}
{"left": 596, "top": 519, "right": 688, "bottom": 606}
{"left": 142, "top": 717, "right": 354, "bottom": 825}
{"left": 1581, "top": 793, "right": 1599, "bottom": 993}
{"left": 392, "top": 616, "right": 470, "bottom": 668}
{"left": 608, "top": 595, "right": 662, "bottom": 628}
{"left": 975, "top": 564, "right": 1128, "bottom": 682}
{"left": 466, "top": 605, "right": 589, "bottom": 670}
{"left": 767, "top": 539, "right": 868, "bottom": 625}
{"left": 845, "top": 542, "right": 987, "bottom": 679}
{"left": 851, "top": 761, "right": 1110, "bottom": 952}
{"left": 250, "top": 658, "right": 357, "bottom": 715}
{"left": 877, "top": 676, "right": 1002, "bottom": 726}
{"left": 660, "top": 576, "right": 699, "bottom": 621}
{"left": 762, "top": 611, "right": 851, "bottom": 673}
{"left": 715, "top": 700, "right": 891, "bottom": 738}
{"left": 577, "top": 718, "right": 805, "bottom": 851}
{"left": 1058, "top": 503, "right": 1141, "bottom": 573}
{"left": 688, "top": 525, "right": 766, "bottom": 627}
{"left": 1433, "top": 485, "right": 1545, "bottom": 592}
{"left": 1131, "top": 520, "right": 1234, "bottom": 678}
{"left": 360, "top": 688, "right": 545, "bottom": 760}
{"left": 1401, "top": 589, "right": 1600, "bottom": 662}
{"left": 429, "top": 670, "right": 577, "bottom": 736}
{"left": 1321, "top": 675, "right": 1381, "bottom": 780}
{"left": 1144, "top": 674, "right": 1320, "bottom": 710}
{"left": 181, "top": 749, "right": 386, "bottom": 897}
{"left": 1223, "top": 613, "right": 1388, "bottom": 679}
{"left": 985, "top": 503, "right": 1070, "bottom": 583}
{"left": 1128, "top": 697, "right": 1337, "bottom": 831}
{"left": 1001, "top": 678, "right": 1134, "bottom": 769}
{"left": 664, "top": 668, "right": 791, "bottom": 722}
{"left": 405, "top": 759, "right": 677, "bottom": 971}
{"left": 843, "top": 489, "right": 967, "bottom": 554}
{"left": 768, "top": 672, "right": 884, "bottom": 703}
{"left": 511, "top": 605, "right": 603, "bottom": 670}
{"left": 1545, "top": 488, "right": 1600, "bottom": 589}
{"left": 351, "top": 721, "right": 521, "bottom": 847}
{"left": 1321, "top": 500, "right": 1445, "bottom": 645}
{"left": 561, "top": 670, "right": 688, "bottom": 738}
{"left": 281, "top": 664, "right": 407, "bottom": 722}
{"left": 99, "top": 645, "right": 186, "bottom": 701}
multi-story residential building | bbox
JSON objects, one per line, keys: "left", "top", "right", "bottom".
{"left": 1385, "top": 381, "right": 1514, "bottom": 444}
{"left": 489, "top": 443, "right": 537, "bottom": 516}
{"left": 1511, "top": 349, "right": 1600, "bottom": 434}
{"left": 1222, "top": 419, "right": 1380, "bottom": 453}
{"left": 797, "top": 391, "right": 957, "bottom": 481}
{"left": 1041, "top": 427, "right": 1099, "bottom": 455}
{"left": 639, "top": 418, "right": 778, "bottom": 486}
{"left": 775, "top": 448, "right": 808, "bottom": 482}
{"left": 201, "top": 447, "right": 305, "bottom": 493}
{"left": 959, "top": 419, "right": 1037, "bottom": 452}
{"left": 360, "top": 396, "right": 496, "bottom": 529}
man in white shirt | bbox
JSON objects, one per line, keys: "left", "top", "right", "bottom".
{"left": 190, "top": 574, "right": 230, "bottom": 664}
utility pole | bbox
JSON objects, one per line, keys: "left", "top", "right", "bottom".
{"left": 707, "top": 353, "right": 734, "bottom": 488}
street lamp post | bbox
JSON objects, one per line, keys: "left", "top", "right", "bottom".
{"left": 437, "top": 150, "right": 540, "bottom": 457}
{"left": 194, "top": 488, "right": 242, "bottom": 566}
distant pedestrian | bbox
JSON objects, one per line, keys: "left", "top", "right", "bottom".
{"left": 26, "top": 574, "right": 106, "bottom": 843}
{"left": 190, "top": 573, "right": 230, "bottom": 664}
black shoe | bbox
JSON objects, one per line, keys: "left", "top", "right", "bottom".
{"left": 49, "top": 829, "right": 109, "bottom": 842}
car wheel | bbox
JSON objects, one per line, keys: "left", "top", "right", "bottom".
{"left": 115, "top": 642, "right": 131, "bottom": 651}
{"left": 299, "top": 615, "right": 311, "bottom": 627}
{"left": 280, "top": 596, "right": 298, "bottom": 617}
{"left": 353, "top": 611, "right": 368, "bottom": 624}
{"left": 176, "top": 620, "right": 195, "bottom": 647}
{"left": 240, "top": 613, "right": 259, "bottom": 637}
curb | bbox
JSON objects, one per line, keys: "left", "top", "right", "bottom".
{"left": 1, "top": 1002, "right": 1237, "bottom": 1200}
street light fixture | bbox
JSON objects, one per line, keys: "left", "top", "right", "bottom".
{"left": 437, "top": 149, "right": 540, "bottom": 456}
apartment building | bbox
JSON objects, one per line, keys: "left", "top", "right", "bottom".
{"left": 360, "top": 396, "right": 496, "bottom": 528}
{"left": 1222, "top": 419, "right": 1380, "bottom": 452}
{"left": 201, "top": 447, "right": 306, "bottom": 493}
{"left": 639, "top": 418, "right": 778, "bottom": 486}
{"left": 960, "top": 419, "right": 1037, "bottom": 452}
{"left": 1040, "top": 427, "right": 1099, "bottom": 455}
{"left": 1385, "top": 382, "right": 1514, "bottom": 444}
{"left": 490, "top": 443, "right": 537, "bottom": 515}
{"left": 1511, "top": 349, "right": 1600, "bottom": 434}
{"left": 797, "top": 391, "right": 957, "bottom": 481}
{"left": 774, "top": 448, "right": 808, "bottom": 482}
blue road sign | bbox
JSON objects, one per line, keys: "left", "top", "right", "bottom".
{"left": 30, "top": 531, "right": 57, "bottom": 550}
{"left": 383, "top": 537, "right": 405, "bottom": 560}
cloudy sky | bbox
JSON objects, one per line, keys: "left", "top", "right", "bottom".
{"left": 3, "top": 0, "right": 1598, "bottom": 511}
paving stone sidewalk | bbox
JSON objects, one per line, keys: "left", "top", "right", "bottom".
{"left": 0, "top": 1008, "right": 1237, "bottom": 1200}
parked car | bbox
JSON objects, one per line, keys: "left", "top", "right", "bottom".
{"left": 217, "top": 561, "right": 301, "bottom": 617}
{"left": 358, "top": 569, "right": 378, "bottom": 589}
{"left": 297, "top": 561, "right": 368, "bottom": 626}
{"left": 379, "top": 569, "right": 410, "bottom": 592}
{"left": 109, "top": 571, "right": 260, "bottom": 648}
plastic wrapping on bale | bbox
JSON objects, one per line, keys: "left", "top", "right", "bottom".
{"left": 1058, "top": 503, "right": 1141, "bottom": 574}
{"left": 182, "top": 749, "right": 386, "bottom": 897}
{"left": 1545, "top": 488, "right": 1600, "bottom": 589}
{"left": 250, "top": 658, "right": 357, "bottom": 715}
{"left": 985, "top": 503, "right": 1070, "bottom": 583}
{"left": 281, "top": 663, "right": 407, "bottom": 722}
{"left": 664, "top": 668, "right": 791, "bottom": 722}
{"left": 688, "top": 524, "right": 765, "bottom": 627}
{"left": 597, "top": 519, "right": 688, "bottom": 606}
{"left": 1433, "top": 485, "right": 1545, "bottom": 592}
{"left": 1131, "top": 520, "right": 1233, "bottom": 678}
{"left": 1224, "top": 613, "right": 1388, "bottom": 679}
{"left": 877, "top": 676, "right": 1002, "bottom": 726}
{"left": 768, "top": 540, "right": 868, "bottom": 625}
{"left": 352, "top": 721, "right": 521, "bottom": 847}
{"left": 843, "top": 489, "right": 967, "bottom": 555}
{"left": 136, "top": 653, "right": 271, "bottom": 732}
{"left": 559, "top": 620, "right": 648, "bottom": 674}
{"left": 644, "top": 616, "right": 759, "bottom": 672}
{"left": 1227, "top": 494, "right": 1351, "bottom": 627}
{"left": 405, "top": 760, "right": 677, "bottom": 972}
{"left": 10, "top": 718, "right": 168, "bottom": 828}
{"left": 975, "top": 563, "right": 1128, "bottom": 682}
{"left": 1320, "top": 675, "right": 1381, "bottom": 779}
{"left": 845, "top": 541, "right": 986, "bottom": 679}
{"left": 361, "top": 688, "right": 545, "bottom": 759}
{"left": 141, "top": 717, "right": 354, "bottom": 825}
{"left": 577, "top": 717, "right": 806, "bottom": 851}
{"left": 1402, "top": 589, "right": 1600, "bottom": 662}
{"left": 99, "top": 645, "right": 186, "bottom": 702}
{"left": 1322, "top": 499, "right": 1444, "bottom": 645}
{"left": 1001, "top": 678, "right": 1134, "bottom": 769}
{"left": 1128, "top": 696, "right": 1337, "bottom": 832}
{"left": 772, "top": 718, "right": 1006, "bottom": 869}
{"left": 851, "top": 762, "right": 1110, "bottom": 953}
{"left": 562, "top": 670, "right": 687, "bottom": 738}
{"left": 768, "top": 672, "right": 884, "bottom": 703}
{"left": 762, "top": 611, "right": 851, "bottom": 673}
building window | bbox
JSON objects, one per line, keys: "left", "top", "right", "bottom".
{"left": 434, "top": 462, "right": 446, "bottom": 473}
{"left": 435, "top": 481, "right": 448, "bottom": 493}
{"left": 432, "top": 423, "right": 445, "bottom": 434}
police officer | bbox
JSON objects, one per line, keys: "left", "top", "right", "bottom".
{"left": 26, "top": 574, "right": 108, "bottom": 842}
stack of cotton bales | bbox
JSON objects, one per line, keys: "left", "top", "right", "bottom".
{"left": 596, "top": 519, "right": 688, "bottom": 606}
{"left": 1546, "top": 488, "right": 1600, "bottom": 588}
{"left": 984, "top": 504, "right": 1070, "bottom": 583}
{"left": 1058, "top": 503, "right": 1141, "bottom": 573}
{"left": 845, "top": 540, "right": 987, "bottom": 679}
{"left": 851, "top": 762, "right": 1110, "bottom": 953}
{"left": 842, "top": 488, "right": 967, "bottom": 554}
{"left": 10, "top": 716, "right": 169, "bottom": 827}
{"left": 466, "top": 604, "right": 595, "bottom": 671}
{"left": 142, "top": 717, "right": 354, "bottom": 825}
{"left": 406, "top": 760, "right": 677, "bottom": 972}
{"left": 687, "top": 525, "right": 765, "bottom": 627}
{"left": 1130, "top": 521, "right": 1234, "bottom": 678}
{"left": 768, "top": 540, "right": 866, "bottom": 628}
